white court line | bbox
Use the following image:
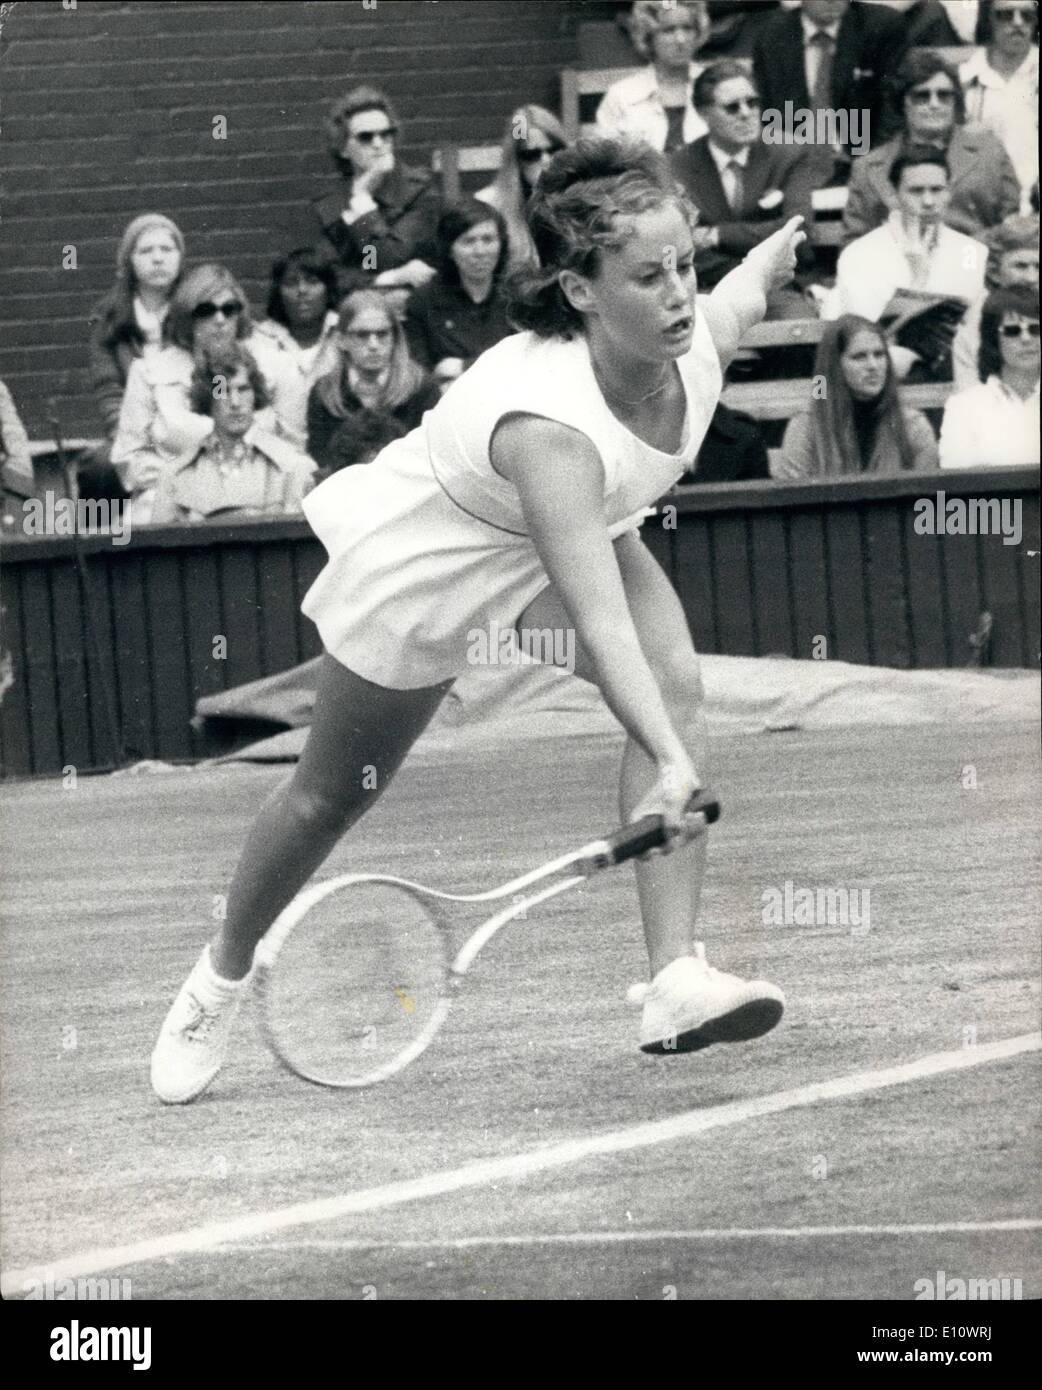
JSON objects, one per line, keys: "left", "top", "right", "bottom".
{"left": 217, "top": 1219, "right": 1041, "bottom": 1255}
{"left": 2, "top": 1032, "right": 1038, "bottom": 1294}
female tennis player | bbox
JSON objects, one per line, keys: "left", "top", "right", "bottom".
{"left": 152, "top": 137, "right": 803, "bottom": 1103}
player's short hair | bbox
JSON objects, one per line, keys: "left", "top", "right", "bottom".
{"left": 888, "top": 146, "right": 950, "bottom": 190}
{"left": 693, "top": 60, "right": 757, "bottom": 112}
{"left": 507, "top": 136, "right": 697, "bottom": 339}
{"left": 978, "top": 285, "right": 1040, "bottom": 382}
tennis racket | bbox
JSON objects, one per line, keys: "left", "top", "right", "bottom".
{"left": 255, "top": 790, "right": 721, "bottom": 1089}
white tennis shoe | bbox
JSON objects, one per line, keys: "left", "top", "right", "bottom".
{"left": 630, "top": 944, "right": 784, "bottom": 1054}
{"left": 150, "top": 947, "right": 251, "bottom": 1104}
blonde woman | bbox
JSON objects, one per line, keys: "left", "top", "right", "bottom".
{"left": 306, "top": 290, "right": 439, "bottom": 473}
{"left": 596, "top": 0, "right": 711, "bottom": 154}
{"left": 111, "top": 264, "right": 296, "bottom": 520}
{"left": 476, "top": 106, "right": 568, "bottom": 270}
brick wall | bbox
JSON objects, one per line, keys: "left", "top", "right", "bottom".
{"left": 0, "top": 0, "right": 621, "bottom": 438}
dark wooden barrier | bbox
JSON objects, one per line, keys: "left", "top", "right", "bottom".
{"left": 1, "top": 467, "right": 1038, "bottom": 779}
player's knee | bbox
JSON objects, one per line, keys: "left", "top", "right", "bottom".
{"left": 656, "top": 652, "right": 704, "bottom": 721}
{"left": 287, "top": 783, "right": 358, "bottom": 837}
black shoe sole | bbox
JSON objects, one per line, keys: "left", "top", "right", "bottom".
{"left": 641, "top": 998, "right": 784, "bottom": 1055}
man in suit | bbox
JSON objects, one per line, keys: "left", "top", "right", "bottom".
{"left": 671, "top": 62, "right": 823, "bottom": 317}
{"left": 752, "top": 0, "right": 908, "bottom": 163}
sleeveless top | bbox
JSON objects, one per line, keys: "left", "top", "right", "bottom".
{"left": 419, "top": 316, "right": 722, "bottom": 536}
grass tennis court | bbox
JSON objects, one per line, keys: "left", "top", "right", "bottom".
{"left": 2, "top": 720, "right": 1039, "bottom": 1300}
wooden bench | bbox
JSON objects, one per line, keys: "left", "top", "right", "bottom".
{"left": 721, "top": 378, "right": 953, "bottom": 420}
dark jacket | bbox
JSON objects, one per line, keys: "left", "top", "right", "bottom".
{"left": 841, "top": 127, "right": 1022, "bottom": 243}
{"left": 402, "top": 279, "right": 514, "bottom": 370}
{"left": 902, "top": 0, "right": 961, "bottom": 49}
{"left": 681, "top": 403, "right": 769, "bottom": 484}
{"left": 670, "top": 135, "right": 823, "bottom": 287}
{"left": 311, "top": 161, "right": 441, "bottom": 294}
{"left": 306, "top": 376, "right": 440, "bottom": 472}
{"left": 751, "top": 1, "right": 907, "bottom": 153}
{"left": 87, "top": 293, "right": 145, "bottom": 436}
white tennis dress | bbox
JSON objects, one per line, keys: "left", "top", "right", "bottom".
{"left": 301, "top": 319, "right": 722, "bottom": 689}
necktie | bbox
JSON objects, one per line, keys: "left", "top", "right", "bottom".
{"left": 724, "top": 158, "right": 745, "bottom": 213}
{"left": 809, "top": 29, "right": 834, "bottom": 108}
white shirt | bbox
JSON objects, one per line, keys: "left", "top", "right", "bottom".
{"left": 939, "top": 375, "right": 1041, "bottom": 469}
{"left": 825, "top": 219, "right": 989, "bottom": 322}
{"left": 596, "top": 63, "right": 707, "bottom": 153}
{"left": 801, "top": 16, "right": 840, "bottom": 98}
{"left": 708, "top": 141, "right": 751, "bottom": 210}
{"left": 251, "top": 312, "right": 341, "bottom": 451}
{"left": 960, "top": 47, "right": 1039, "bottom": 202}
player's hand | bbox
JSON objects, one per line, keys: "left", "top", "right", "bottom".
{"left": 127, "top": 457, "right": 163, "bottom": 490}
{"left": 745, "top": 215, "right": 807, "bottom": 295}
{"left": 630, "top": 753, "right": 703, "bottom": 856}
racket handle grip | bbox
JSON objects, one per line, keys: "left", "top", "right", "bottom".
{"left": 605, "top": 791, "right": 721, "bottom": 867}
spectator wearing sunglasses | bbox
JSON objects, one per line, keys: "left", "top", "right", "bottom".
{"left": 596, "top": 1, "right": 711, "bottom": 154}
{"left": 671, "top": 62, "right": 821, "bottom": 317}
{"left": 961, "top": 0, "right": 1039, "bottom": 205}
{"left": 475, "top": 106, "right": 568, "bottom": 271}
{"left": 403, "top": 199, "right": 513, "bottom": 384}
{"left": 313, "top": 87, "right": 440, "bottom": 313}
{"left": 940, "top": 285, "right": 1040, "bottom": 466}
{"left": 112, "top": 264, "right": 292, "bottom": 521}
{"left": 306, "top": 290, "right": 439, "bottom": 475}
{"left": 151, "top": 347, "right": 315, "bottom": 524}
{"left": 842, "top": 52, "right": 1020, "bottom": 244}
{"left": 952, "top": 214, "right": 1039, "bottom": 387}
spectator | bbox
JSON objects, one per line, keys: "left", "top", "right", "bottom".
{"left": 843, "top": 52, "right": 1020, "bottom": 243}
{"left": 701, "top": 3, "right": 783, "bottom": 60}
{"left": 940, "top": 285, "right": 1040, "bottom": 466}
{"left": 111, "top": 264, "right": 293, "bottom": 521}
{"left": 878, "top": 0, "right": 961, "bottom": 48}
{"left": 403, "top": 200, "right": 513, "bottom": 381}
{"left": 826, "top": 149, "right": 988, "bottom": 322}
{"left": 772, "top": 315, "right": 938, "bottom": 477}
{"left": 953, "top": 214, "right": 1039, "bottom": 386}
{"left": 752, "top": 1, "right": 907, "bottom": 163}
{"left": 596, "top": 1, "right": 712, "bottom": 154}
{"left": 1, "top": 379, "right": 34, "bottom": 510}
{"left": 150, "top": 347, "right": 315, "bottom": 524}
{"left": 312, "top": 86, "right": 440, "bottom": 312}
{"left": 311, "top": 411, "right": 409, "bottom": 485}
{"left": 252, "top": 247, "right": 342, "bottom": 450}
{"left": 307, "top": 290, "right": 439, "bottom": 474}
{"left": 681, "top": 402, "right": 770, "bottom": 481}
{"left": 961, "top": 0, "right": 1039, "bottom": 205}
{"left": 671, "top": 61, "right": 821, "bottom": 316}
{"left": 476, "top": 106, "right": 567, "bottom": 271}
{"left": 88, "top": 214, "right": 185, "bottom": 439}
{"left": 477, "top": 105, "right": 566, "bottom": 271}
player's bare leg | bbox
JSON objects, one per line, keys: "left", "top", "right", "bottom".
{"left": 518, "top": 532, "right": 783, "bottom": 1052}
{"left": 151, "top": 657, "right": 452, "bottom": 1102}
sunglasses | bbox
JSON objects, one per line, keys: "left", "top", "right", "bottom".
{"left": 344, "top": 328, "right": 393, "bottom": 342}
{"left": 908, "top": 87, "right": 957, "bottom": 105}
{"left": 352, "top": 126, "right": 397, "bottom": 145}
{"left": 518, "top": 146, "right": 563, "bottom": 165}
{"left": 999, "top": 320, "right": 1041, "bottom": 338}
{"left": 717, "top": 96, "right": 760, "bottom": 115}
{"left": 992, "top": 6, "right": 1035, "bottom": 24}
{"left": 192, "top": 299, "right": 243, "bottom": 321}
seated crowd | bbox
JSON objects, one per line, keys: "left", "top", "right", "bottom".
{"left": 1, "top": 0, "right": 1038, "bottom": 530}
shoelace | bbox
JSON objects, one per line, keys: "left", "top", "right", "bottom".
{"left": 178, "top": 995, "right": 224, "bottom": 1045}
{"left": 626, "top": 944, "right": 709, "bottom": 1006}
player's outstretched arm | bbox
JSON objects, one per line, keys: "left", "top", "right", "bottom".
{"left": 701, "top": 215, "right": 807, "bottom": 369}
{"left": 491, "top": 413, "right": 698, "bottom": 824}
